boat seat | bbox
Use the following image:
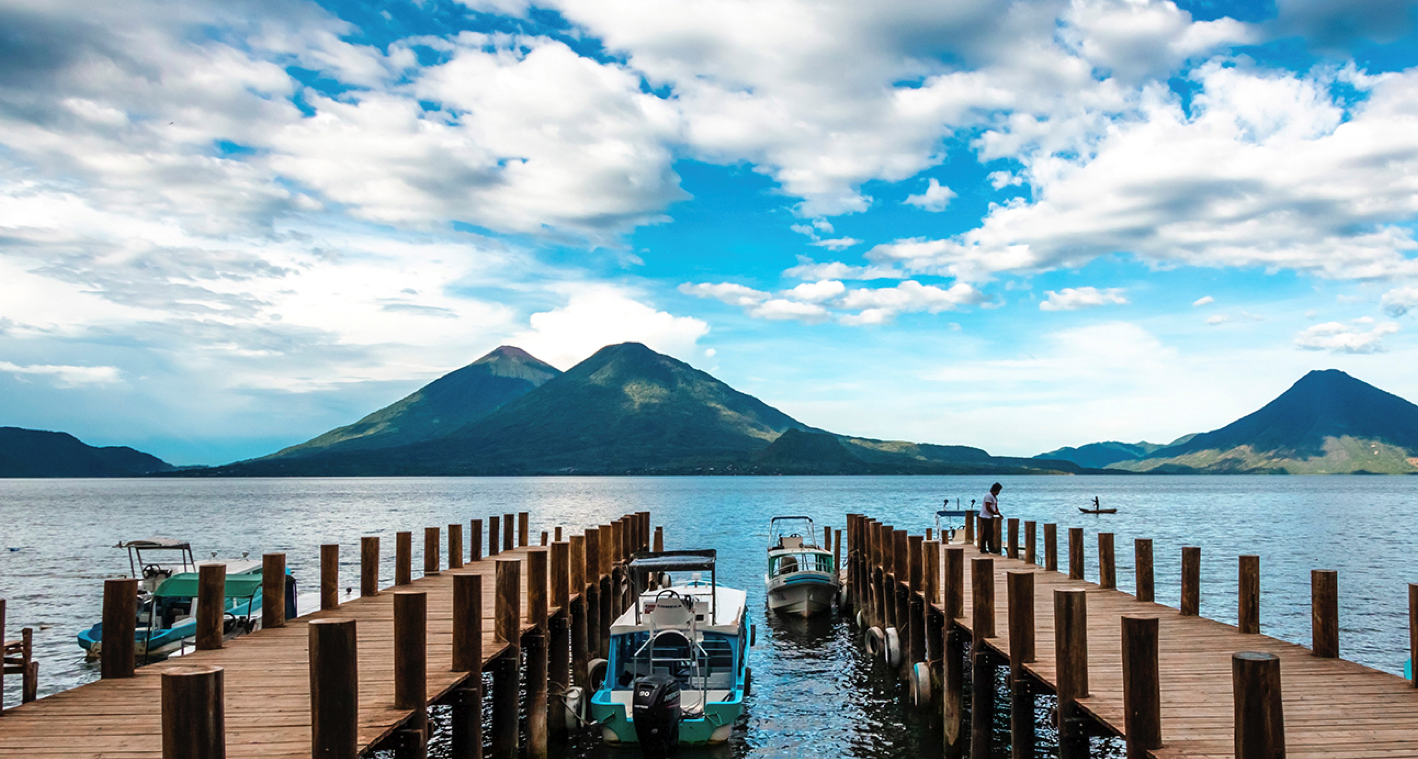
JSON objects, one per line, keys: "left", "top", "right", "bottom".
{"left": 781, "top": 535, "right": 804, "bottom": 550}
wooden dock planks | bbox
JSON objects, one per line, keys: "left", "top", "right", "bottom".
{"left": 943, "top": 542, "right": 1418, "bottom": 759}
{"left": 0, "top": 546, "right": 560, "bottom": 758}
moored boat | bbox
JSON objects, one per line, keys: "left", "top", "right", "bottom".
{"left": 588, "top": 549, "right": 752, "bottom": 755}
{"left": 765, "top": 516, "right": 839, "bottom": 617}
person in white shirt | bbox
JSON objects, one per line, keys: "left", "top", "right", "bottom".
{"left": 979, "top": 482, "right": 1003, "bottom": 554}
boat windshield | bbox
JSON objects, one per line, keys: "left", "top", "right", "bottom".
{"left": 609, "top": 631, "right": 739, "bottom": 691}
{"left": 770, "top": 552, "right": 833, "bottom": 577}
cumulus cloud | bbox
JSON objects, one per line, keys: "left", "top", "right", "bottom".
{"left": 678, "top": 282, "right": 770, "bottom": 307}
{"left": 782, "top": 280, "right": 848, "bottom": 302}
{"left": 782, "top": 257, "right": 900, "bottom": 281}
{"left": 0, "top": 361, "right": 121, "bottom": 387}
{"left": 1193, "top": 296, "right": 1215, "bottom": 306}
{"left": 681, "top": 277, "right": 987, "bottom": 324}
{"left": 905, "top": 179, "right": 957, "bottom": 212}
{"left": 1294, "top": 319, "right": 1400, "bottom": 353}
{"left": 811, "top": 237, "right": 863, "bottom": 250}
{"left": 1381, "top": 286, "right": 1418, "bottom": 317}
{"left": 514, "top": 288, "right": 710, "bottom": 368}
{"left": 1039, "top": 287, "right": 1129, "bottom": 311}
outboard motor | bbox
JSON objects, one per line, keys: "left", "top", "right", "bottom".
{"left": 632, "top": 672, "right": 682, "bottom": 758}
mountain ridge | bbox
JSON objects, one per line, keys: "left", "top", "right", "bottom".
{"left": 0, "top": 427, "right": 174, "bottom": 477}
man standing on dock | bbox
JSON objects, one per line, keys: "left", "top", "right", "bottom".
{"left": 979, "top": 482, "right": 1002, "bottom": 554}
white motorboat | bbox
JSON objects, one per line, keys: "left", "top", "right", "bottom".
{"left": 765, "top": 516, "right": 839, "bottom": 617}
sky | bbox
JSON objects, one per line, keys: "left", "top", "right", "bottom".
{"left": 4, "top": 0, "right": 1418, "bottom": 465}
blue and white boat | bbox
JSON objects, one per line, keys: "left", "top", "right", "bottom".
{"left": 588, "top": 550, "right": 752, "bottom": 755}
{"left": 765, "top": 516, "right": 838, "bottom": 617}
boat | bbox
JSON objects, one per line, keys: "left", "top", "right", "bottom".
{"left": 1079, "top": 496, "right": 1117, "bottom": 515}
{"left": 764, "top": 516, "right": 839, "bottom": 617}
{"left": 588, "top": 549, "right": 752, "bottom": 755}
{"left": 77, "top": 538, "right": 294, "bottom": 663}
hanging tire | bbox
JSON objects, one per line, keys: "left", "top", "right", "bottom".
{"left": 909, "top": 662, "right": 931, "bottom": 709}
{"left": 865, "top": 626, "right": 886, "bottom": 658}
{"left": 588, "top": 658, "right": 609, "bottom": 691}
{"left": 884, "top": 627, "right": 903, "bottom": 669}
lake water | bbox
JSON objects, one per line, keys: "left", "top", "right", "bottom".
{"left": 1, "top": 475, "right": 1414, "bottom": 758}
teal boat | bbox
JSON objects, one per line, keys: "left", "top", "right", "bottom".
{"left": 77, "top": 538, "right": 291, "bottom": 663}
{"left": 588, "top": 550, "right": 752, "bottom": 754}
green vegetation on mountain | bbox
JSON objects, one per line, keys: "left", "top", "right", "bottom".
{"left": 1036, "top": 440, "right": 1172, "bottom": 469}
{"left": 0, "top": 427, "right": 173, "bottom": 477}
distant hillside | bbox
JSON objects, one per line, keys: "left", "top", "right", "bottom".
{"left": 0, "top": 427, "right": 173, "bottom": 477}
{"left": 197, "top": 342, "right": 1082, "bottom": 476}
{"left": 1111, "top": 370, "right": 1418, "bottom": 474}
{"left": 1035, "top": 438, "right": 1193, "bottom": 469}
{"left": 268, "top": 346, "right": 560, "bottom": 459}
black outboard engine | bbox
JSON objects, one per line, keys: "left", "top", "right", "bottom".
{"left": 632, "top": 672, "right": 682, "bottom": 758}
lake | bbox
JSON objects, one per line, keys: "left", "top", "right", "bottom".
{"left": 1, "top": 475, "right": 1414, "bottom": 758}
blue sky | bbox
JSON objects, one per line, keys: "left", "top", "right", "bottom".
{"left": 4, "top": 0, "right": 1418, "bottom": 464}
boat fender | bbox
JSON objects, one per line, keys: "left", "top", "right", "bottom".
{"left": 837, "top": 586, "right": 848, "bottom": 611}
{"left": 588, "top": 658, "right": 609, "bottom": 692}
{"left": 744, "top": 667, "right": 752, "bottom": 697}
{"left": 865, "top": 626, "right": 886, "bottom": 658}
{"left": 909, "top": 662, "right": 931, "bottom": 709}
{"left": 884, "top": 627, "right": 903, "bottom": 669}
{"left": 856, "top": 610, "right": 866, "bottom": 629}
{"left": 750, "top": 624, "right": 756, "bottom": 647}
{"left": 563, "top": 686, "right": 586, "bottom": 731}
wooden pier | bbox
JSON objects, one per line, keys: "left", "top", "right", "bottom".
{"left": 846, "top": 513, "right": 1418, "bottom": 759}
{"left": 0, "top": 511, "right": 654, "bottom": 758}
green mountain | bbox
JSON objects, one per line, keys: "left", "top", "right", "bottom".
{"left": 0, "top": 427, "right": 173, "bottom": 477}
{"left": 199, "top": 342, "right": 1081, "bottom": 476}
{"left": 1110, "top": 370, "right": 1418, "bottom": 474}
{"left": 267, "top": 345, "right": 560, "bottom": 459}
{"left": 1034, "top": 438, "right": 1195, "bottom": 469}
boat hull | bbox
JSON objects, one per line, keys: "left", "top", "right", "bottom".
{"left": 766, "top": 573, "right": 837, "bottom": 617}
{"left": 591, "top": 695, "right": 743, "bottom": 745}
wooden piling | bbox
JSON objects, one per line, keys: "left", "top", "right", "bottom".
{"left": 834, "top": 527, "right": 843, "bottom": 584}
{"left": 1045, "top": 523, "right": 1058, "bottom": 572}
{"left": 393, "top": 591, "right": 428, "bottom": 758}
{"left": 101, "top": 578, "right": 137, "bottom": 679}
{"left": 452, "top": 574, "right": 482, "bottom": 672}
{"left": 396, "top": 532, "right": 412, "bottom": 586}
{"left": 924, "top": 540, "right": 940, "bottom": 606}
{"left": 1311, "top": 570, "right": 1338, "bottom": 658}
{"left": 1135, "top": 539, "right": 1154, "bottom": 603}
{"left": 492, "top": 560, "right": 521, "bottom": 759}
{"left": 570, "top": 535, "right": 588, "bottom": 687}
{"left": 1122, "top": 615, "right": 1162, "bottom": 759}
{"left": 584, "top": 528, "right": 601, "bottom": 660}
{"left": 1068, "top": 527, "right": 1084, "bottom": 581}
{"left": 653, "top": 526, "right": 664, "bottom": 552}
{"left": 488, "top": 516, "right": 500, "bottom": 557}
{"left": 262, "top": 553, "right": 286, "bottom": 630}
{"left": 519, "top": 512, "right": 529, "bottom": 547}
{"left": 1232, "top": 652, "right": 1284, "bottom": 759}
{"left": 321, "top": 544, "right": 339, "bottom": 611}
{"left": 503, "top": 514, "right": 515, "bottom": 553}
{"left": 470, "top": 519, "right": 483, "bottom": 562}
{"left": 309, "top": 618, "right": 358, "bottom": 759}
{"left": 526, "top": 549, "right": 549, "bottom": 758}
{"left": 1007, "top": 517, "right": 1019, "bottom": 559}
{"left": 196, "top": 563, "right": 225, "bottom": 651}
{"left": 550, "top": 541, "right": 571, "bottom": 744}
{"left": 1181, "top": 546, "right": 1201, "bottom": 616}
{"left": 424, "top": 527, "right": 440, "bottom": 577}
{"left": 1239, "top": 555, "right": 1260, "bottom": 634}
{"left": 971, "top": 557, "right": 994, "bottom": 640}
{"left": 555, "top": 526, "right": 563, "bottom": 543}
{"left": 449, "top": 524, "right": 464, "bottom": 569}
{"left": 1007, "top": 571, "right": 1036, "bottom": 759}
{"left": 964, "top": 512, "right": 974, "bottom": 543}
{"left": 1099, "top": 532, "right": 1116, "bottom": 590}
{"left": 970, "top": 643, "right": 994, "bottom": 759}
{"left": 944, "top": 547, "right": 963, "bottom": 622}
{"left": 1055, "top": 588, "right": 1089, "bottom": 759}
{"left": 451, "top": 679, "right": 483, "bottom": 759}
{"left": 361, "top": 537, "right": 379, "bottom": 597}
{"left": 1410, "top": 584, "right": 1417, "bottom": 688}
{"left": 161, "top": 665, "right": 224, "bottom": 759}
{"left": 1025, "top": 521, "right": 1036, "bottom": 565}
{"left": 993, "top": 519, "right": 1003, "bottom": 556}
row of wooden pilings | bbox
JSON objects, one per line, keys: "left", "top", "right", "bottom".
{"left": 845, "top": 513, "right": 1418, "bottom": 759}
{"left": 97, "top": 511, "right": 667, "bottom": 759}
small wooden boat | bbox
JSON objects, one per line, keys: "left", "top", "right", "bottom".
{"left": 1079, "top": 497, "right": 1117, "bottom": 515}
{"left": 765, "top": 516, "right": 838, "bottom": 617}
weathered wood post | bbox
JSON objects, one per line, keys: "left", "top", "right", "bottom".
{"left": 1239, "top": 555, "right": 1260, "bottom": 634}
{"left": 1232, "top": 652, "right": 1284, "bottom": 759}
{"left": 1068, "top": 527, "right": 1085, "bottom": 581}
{"left": 361, "top": 537, "right": 380, "bottom": 597}
{"left": 970, "top": 556, "right": 995, "bottom": 759}
{"left": 895, "top": 530, "right": 912, "bottom": 677}
{"left": 570, "top": 535, "right": 589, "bottom": 688}
{"left": 1055, "top": 588, "right": 1089, "bottom": 759}
{"left": 393, "top": 591, "right": 428, "bottom": 759}
{"left": 161, "top": 665, "right": 224, "bottom": 759}
{"left": 196, "top": 563, "right": 225, "bottom": 651}
{"left": 1410, "top": 583, "right": 1417, "bottom": 688}
{"left": 424, "top": 527, "right": 441, "bottom": 577}
{"left": 834, "top": 527, "right": 843, "bottom": 589}
{"left": 550, "top": 542, "right": 571, "bottom": 744}
{"left": 540, "top": 531, "right": 549, "bottom": 547}
{"left": 993, "top": 518, "right": 1003, "bottom": 556}
{"left": 262, "top": 553, "right": 286, "bottom": 630}
{"left": 310, "top": 618, "right": 358, "bottom": 759}
{"left": 526, "top": 549, "right": 550, "bottom": 759}
{"left": 964, "top": 512, "right": 975, "bottom": 544}
{"left": 1045, "top": 523, "right": 1058, "bottom": 572}
{"left": 584, "top": 528, "right": 602, "bottom": 661}
{"left": 908, "top": 534, "right": 926, "bottom": 675}
{"left": 101, "top": 578, "right": 137, "bottom": 679}
{"left": 1007, "top": 570, "right": 1036, "bottom": 759}
{"left": 1099, "top": 532, "right": 1116, "bottom": 589}
{"left": 321, "top": 544, "right": 339, "bottom": 611}
{"left": 396, "top": 532, "right": 412, "bottom": 586}
{"left": 1007, "top": 517, "right": 1019, "bottom": 559}
{"left": 451, "top": 574, "right": 483, "bottom": 759}
{"left": 924, "top": 540, "right": 941, "bottom": 606}
{"left": 471, "top": 519, "right": 483, "bottom": 562}
{"left": 519, "top": 512, "right": 530, "bottom": 547}
{"left": 488, "top": 516, "right": 501, "bottom": 557}
{"left": 503, "top": 513, "right": 514, "bottom": 551}
{"left": 492, "top": 559, "right": 521, "bottom": 759}
{"left": 1122, "top": 615, "right": 1162, "bottom": 759}
{"left": 1024, "top": 521, "right": 1036, "bottom": 565}
{"left": 653, "top": 526, "right": 664, "bottom": 552}
{"left": 449, "top": 523, "right": 464, "bottom": 569}
{"left": 1181, "top": 546, "right": 1200, "bottom": 616}
{"left": 942, "top": 546, "right": 965, "bottom": 759}
{"left": 1311, "top": 570, "right": 1338, "bottom": 658}
{"left": 599, "top": 524, "right": 614, "bottom": 651}
{"left": 1135, "top": 539, "right": 1154, "bottom": 603}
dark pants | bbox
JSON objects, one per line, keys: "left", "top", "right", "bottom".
{"left": 980, "top": 516, "right": 998, "bottom": 554}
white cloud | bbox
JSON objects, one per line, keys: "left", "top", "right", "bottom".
{"left": 0, "top": 361, "right": 121, "bottom": 387}
{"left": 782, "top": 280, "right": 847, "bottom": 302}
{"left": 515, "top": 287, "right": 710, "bottom": 368}
{"left": 678, "top": 282, "right": 771, "bottom": 306}
{"left": 749, "top": 299, "right": 832, "bottom": 322}
{"left": 811, "top": 237, "right": 863, "bottom": 250}
{"left": 838, "top": 281, "right": 989, "bottom": 321}
{"left": 905, "top": 178, "right": 957, "bottom": 212}
{"left": 782, "top": 257, "right": 900, "bottom": 281}
{"left": 1381, "top": 286, "right": 1418, "bottom": 317}
{"left": 1207, "top": 314, "right": 1231, "bottom": 325}
{"left": 1039, "top": 287, "right": 1129, "bottom": 311}
{"left": 1294, "top": 320, "right": 1400, "bottom": 353}
{"left": 1193, "top": 295, "right": 1215, "bottom": 306}
{"left": 988, "top": 171, "right": 1024, "bottom": 189}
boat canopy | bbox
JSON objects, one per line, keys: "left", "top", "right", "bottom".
{"left": 120, "top": 538, "right": 192, "bottom": 550}
{"left": 628, "top": 550, "right": 716, "bottom": 574}
{"left": 154, "top": 572, "right": 263, "bottom": 599}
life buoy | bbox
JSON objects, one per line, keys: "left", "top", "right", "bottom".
{"left": 865, "top": 626, "right": 886, "bottom": 658}
{"left": 909, "top": 662, "right": 931, "bottom": 709}
{"left": 884, "top": 627, "right": 903, "bottom": 669}
{"left": 587, "top": 658, "right": 609, "bottom": 691}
